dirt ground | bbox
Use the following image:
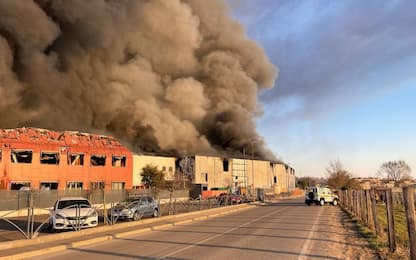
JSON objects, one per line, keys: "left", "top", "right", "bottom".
{"left": 308, "top": 205, "right": 381, "bottom": 260}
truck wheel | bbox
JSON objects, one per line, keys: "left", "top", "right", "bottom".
{"left": 152, "top": 209, "right": 159, "bottom": 218}
{"left": 319, "top": 199, "right": 325, "bottom": 206}
{"left": 332, "top": 199, "right": 338, "bottom": 206}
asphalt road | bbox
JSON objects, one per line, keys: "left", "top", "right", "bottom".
{"left": 36, "top": 198, "right": 348, "bottom": 260}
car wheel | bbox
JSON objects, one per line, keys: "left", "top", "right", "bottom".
{"left": 152, "top": 209, "right": 159, "bottom": 218}
{"left": 133, "top": 211, "right": 141, "bottom": 221}
{"left": 332, "top": 199, "right": 338, "bottom": 206}
{"left": 319, "top": 199, "right": 325, "bottom": 206}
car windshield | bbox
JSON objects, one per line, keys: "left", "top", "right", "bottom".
{"left": 125, "top": 197, "right": 142, "bottom": 204}
{"left": 57, "top": 200, "right": 91, "bottom": 209}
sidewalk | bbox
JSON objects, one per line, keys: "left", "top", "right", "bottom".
{"left": 0, "top": 203, "right": 254, "bottom": 259}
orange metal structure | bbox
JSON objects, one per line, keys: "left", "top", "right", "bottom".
{"left": 0, "top": 127, "right": 132, "bottom": 190}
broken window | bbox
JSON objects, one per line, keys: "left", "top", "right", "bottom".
{"left": 11, "top": 150, "right": 33, "bottom": 164}
{"left": 223, "top": 159, "right": 229, "bottom": 172}
{"left": 68, "top": 154, "right": 84, "bottom": 166}
{"left": 111, "top": 155, "right": 126, "bottom": 167}
{"left": 66, "top": 182, "right": 83, "bottom": 190}
{"left": 90, "top": 181, "right": 105, "bottom": 190}
{"left": 40, "top": 182, "right": 58, "bottom": 190}
{"left": 91, "top": 155, "right": 106, "bottom": 166}
{"left": 111, "top": 182, "right": 125, "bottom": 190}
{"left": 40, "top": 152, "right": 60, "bottom": 165}
{"left": 11, "top": 182, "right": 31, "bottom": 190}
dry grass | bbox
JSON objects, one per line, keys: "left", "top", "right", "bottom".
{"left": 351, "top": 203, "right": 410, "bottom": 259}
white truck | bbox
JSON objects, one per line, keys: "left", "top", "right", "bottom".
{"left": 305, "top": 186, "right": 338, "bottom": 206}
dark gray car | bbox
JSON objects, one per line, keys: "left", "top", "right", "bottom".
{"left": 109, "top": 196, "right": 159, "bottom": 221}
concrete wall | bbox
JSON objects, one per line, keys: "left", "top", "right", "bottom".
{"left": 132, "top": 154, "right": 176, "bottom": 188}
{"left": 193, "top": 155, "right": 232, "bottom": 190}
{"left": 192, "top": 155, "right": 276, "bottom": 193}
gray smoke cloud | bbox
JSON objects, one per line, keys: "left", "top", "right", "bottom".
{"left": 0, "top": 0, "right": 277, "bottom": 158}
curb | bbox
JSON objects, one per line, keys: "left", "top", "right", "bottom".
{"left": 0, "top": 245, "right": 68, "bottom": 260}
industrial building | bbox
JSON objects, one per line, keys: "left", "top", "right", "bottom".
{"left": 175, "top": 154, "right": 296, "bottom": 196}
{"left": 0, "top": 128, "right": 295, "bottom": 195}
{"left": 0, "top": 128, "right": 132, "bottom": 190}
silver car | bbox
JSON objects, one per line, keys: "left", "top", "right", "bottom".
{"left": 109, "top": 196, "right": 159, "bottom": 221}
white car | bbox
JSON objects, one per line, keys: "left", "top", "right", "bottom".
{"left": 49, "top": 197, "right": 98, "bottom": 231}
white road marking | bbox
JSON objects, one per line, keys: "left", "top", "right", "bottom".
{"left": 159, "top": 206, "right": 290, "bottom": 259}
{"left": 298, "top": 206, "right": 323, "bottom": 260}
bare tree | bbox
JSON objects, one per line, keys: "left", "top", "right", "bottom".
{"left": 326, "top": 160, "right": 357, "bottom": 190}
{"left": 378, "top": 160, "right": 412, "bottom": 183}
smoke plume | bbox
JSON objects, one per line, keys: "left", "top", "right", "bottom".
{"left": 0, "top": 0, "right": 278, "bottom": 158}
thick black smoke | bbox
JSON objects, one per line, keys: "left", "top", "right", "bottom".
{"left": 0, "top": 0, "right": 278, "bottom": 158}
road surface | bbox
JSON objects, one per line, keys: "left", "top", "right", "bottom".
{"left": 35, "top": 198, "right": 376, "bottom": 260}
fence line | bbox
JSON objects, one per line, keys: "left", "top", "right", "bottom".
{"left": 338, "top": 186, "right": 416, "bottom": 260}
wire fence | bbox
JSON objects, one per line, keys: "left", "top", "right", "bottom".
{"left": 0, "top": 189, "right": 246, "bottom": 241}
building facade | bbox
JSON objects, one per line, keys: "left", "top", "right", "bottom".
{"left": 0, "top": 128, "right": 132, "bottom": 190}
{"left": 132, "top": 154, "right": 176, "bottom": 189}
{"left": 176, "top": 154, "right": 296, "bottom": 195}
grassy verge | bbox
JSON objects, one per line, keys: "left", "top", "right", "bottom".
{"left": 343, "top": 204, "right": 410, "bottom": 259}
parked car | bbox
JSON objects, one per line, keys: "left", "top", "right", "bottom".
{"left": 49, "top": 197, "right": 98, "bottom": 231}
{"left": 305, "top": 186, "right": 338, "bottom": 206}
{"left": 109, "top": 195, "right": 159, "bottom": 221}
{"left": 217, "top": 193, "right": 243, "bottom": 205}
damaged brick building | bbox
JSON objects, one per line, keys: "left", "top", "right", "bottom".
{"left": 0, "top": 128, "right": 132, "bottom": 190}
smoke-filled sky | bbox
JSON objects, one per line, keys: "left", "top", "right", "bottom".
{"left": 1, "top": 0, "right": 415, "bottom": 178}
{"left": 0, "top": 0, "right": 278, "bottom": 158}
{"left": 227, "top": 0, "right": 416, "bottom": 177}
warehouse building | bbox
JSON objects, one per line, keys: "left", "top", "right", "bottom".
{"left": 175, "top": 154, "right": 296, "bottom": 196}
{"left": 0, "top": 127, "right": 132, "bottom": 190}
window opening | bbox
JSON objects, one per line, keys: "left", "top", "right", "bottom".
{"left": 168, "top": 166, "right": 173, "bottom": 172}
{"left": 0, "top": 149, "right": 2, "bottom": 162}
{"left": 162, "top": 166, "right": 166, "bottom": 171}
{"left": 91, "top": 155, "right": 106, "bottom": 166}
{"left": 11, "top": 182, "right": 31, "bottom": 190}
{"left": 11, "top": 150, "right": 33, "bottom": 164}
{"left": 40, "top": 182, "right": 58, "bottom": 190}
{"left": 112, "top": 155, "right": 126, "bottom": 167}
{"left": 40, "top": 152, "right": 60, "bottom": 165}
{"left": 274, "top": 176, "right": 277, "bottom": 184}
{"left": 90, "top": 181, "right": 105, "bottom": 190}
{"left": 68, "top": 154, "right": 84, "bottom": 166}
{"left": 66, "top": 182, "right": 83, "bottom": 190}
{"left": 223, "top": 159, "right": 229, "bottom": 172}
{"left": 112, "top": 182, "right": 125, "bottom": 190}
{"left": 205, "top": 173, "right": 208, "bottom": 182}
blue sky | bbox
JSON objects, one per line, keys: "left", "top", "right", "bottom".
{"left": 226, "top": 0, "right": 416, "bottom": 177}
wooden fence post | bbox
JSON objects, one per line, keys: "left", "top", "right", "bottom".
{"left": 403, "top": 186, "right": 416, "bottom": 260}
{"left": 349, "top": 190, "right": 353, "bottom": 213}
{"left": 386, "top": 189, "right": 396, "bottom": 253}
{"left": 365, "top": 190, "right": 373, "bottom": 228}
{"left": 361, "top": 190, "right": 367, "bottom": 223}
{"left": 354, "top": 190, "right": 358, "bottom": 216}
{"left": 370, "top": 188, "right": 380, "bottom": 236}
{"left": 357, "top": 190, "right": 362, "bottom": 220}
